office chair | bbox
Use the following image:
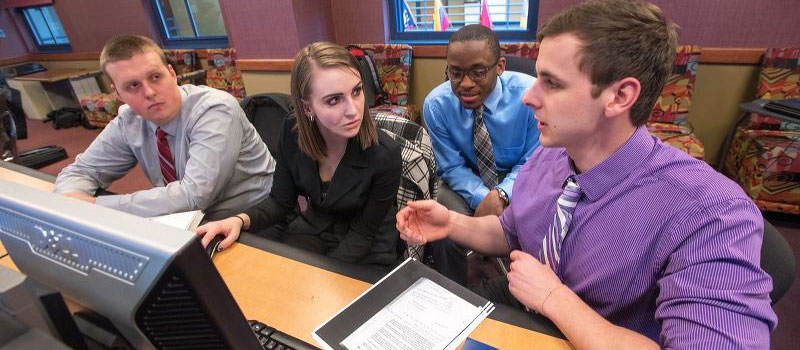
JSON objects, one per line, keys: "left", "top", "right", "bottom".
{"left": 239, "top": 93, "right": 292, "bottom": 157}
{"left": 205, "top": 48, "right": 247, "bottom": 100}
{"left": 761, "top": 218, "right": 796, "bottom": 305}
{"left": 722, "top": 47, "right": 800, "bottom": 215}
{"left": 0, "top": 99, "right": 20, "bottom": 164}
{"left": 349, "top": 44, "right": 418, "bottom": 123}
{"left": 503, "top": 55, "right": 536, "bottom": 77}
{"left": 372, "top": 111, "right": 438, "bottom": 261}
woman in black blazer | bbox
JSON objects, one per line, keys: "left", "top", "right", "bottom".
{"left": 196, "top": 42, "right": 402, "bottom": 265}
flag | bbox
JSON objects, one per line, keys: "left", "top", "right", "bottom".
{"left": 479, "top": 0, "right": 493, "bottom": 29}
{"left": 401, "top": 1, "right": 416, "bottom": 31}
{"left": 433, "top": 0, "right": 450, "bottom": 32}
{"left": 520, "top": 0, "right": 529, "bottom": 29}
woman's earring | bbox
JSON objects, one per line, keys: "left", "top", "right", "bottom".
{"left": 308, "top": 113, "right": 314, "bottom": 122}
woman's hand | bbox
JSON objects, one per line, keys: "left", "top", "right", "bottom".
{"left": 194, "top": 216, "right": 245, "bottom": 250}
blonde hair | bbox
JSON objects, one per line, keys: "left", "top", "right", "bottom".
{"left": 100, "top": 35, "right": 167, "bottom": 77}
{"left": 290, "top": 42, "right": 378, "bottom": 162}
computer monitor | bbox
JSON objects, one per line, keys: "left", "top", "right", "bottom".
{"left": 0, "top": 180, "right": 263, "bottom": 350}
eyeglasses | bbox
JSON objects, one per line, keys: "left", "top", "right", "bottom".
{"left": 445, "top": 61, "right": 499, "bottom": 82}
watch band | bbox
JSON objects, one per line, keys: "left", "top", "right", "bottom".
{"left": 496, "top": 188, "right": 509, "bottom": 205}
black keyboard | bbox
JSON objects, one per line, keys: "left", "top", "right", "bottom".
{"left": 248, "top": 320, "right": 320, "bottom": 350}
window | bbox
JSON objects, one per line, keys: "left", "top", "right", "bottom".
{"left": 20, "top": 5, "right": 70, "bottom": 52}
{"left": 389, "top": 0, "right": 538, "bottom": 43}
{"left": 150, "top": 0, "right": 228, "bottom": 48}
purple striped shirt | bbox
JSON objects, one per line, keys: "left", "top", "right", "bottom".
{"left": 500, "top": 126, "right": 777, "bottom": 349}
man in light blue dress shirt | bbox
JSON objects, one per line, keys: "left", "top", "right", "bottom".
{"left": 421, "top": 25, "right": 539, "bottom": 285}
{"left": 54, "top": 35, "right": 275, "bottom": 220}
{"left": 424, "top": 25, "right": 540, "bottom": 218}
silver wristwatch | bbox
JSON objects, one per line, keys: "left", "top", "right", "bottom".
{"left": 496, "top": 188, "right": 509, "bottom": 205}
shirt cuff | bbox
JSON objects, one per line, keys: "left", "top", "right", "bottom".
{"left": 496, "top": 181, "right": 514, "bottom": 201}
{"left": 94, "top": 194, "right": 121, "bottom": 210}
{"left": 470, "top": 186, "right": 492, "bottom": 209}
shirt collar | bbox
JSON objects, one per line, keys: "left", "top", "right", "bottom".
{"left": 148, "top": 87, "right": 186, "bottom": 136}
{"left": 571, "top": 125, "right": 655, "bottom": 202}
{"left": 482, "top": 75, "right": 503, "bottom": 115}
{"left": 462, "top": 75, "right": 503, "bottom": 116}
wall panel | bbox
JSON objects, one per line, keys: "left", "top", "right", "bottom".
{"left": 0, "top": 9, "right": 29, "bottom": 59}
{"left": 53, "top": 0, "right": 157, "bottom": 53}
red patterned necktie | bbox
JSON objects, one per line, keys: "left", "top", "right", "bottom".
{"left": 156, "top": 127, "right": 177, "bottom": 184}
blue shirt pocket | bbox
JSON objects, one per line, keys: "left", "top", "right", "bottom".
{"left": 495, "top": 143, "right": 524, "bottom": 169}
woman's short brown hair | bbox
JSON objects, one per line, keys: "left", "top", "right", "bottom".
{"left": 537, "top": 0, "right": 678, "bottom": 126}
{"left": 100, "top": 35, "right": 167, "bottom": 77}
{"left": 290, "top": 42, "right": 378, "bottom": 162}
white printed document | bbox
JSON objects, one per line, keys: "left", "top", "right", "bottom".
{"left": 341, "top": 277, "right": 490, "bottom": 350}
{"left": 313, "top": 258, "right": 494, "bottom": 350}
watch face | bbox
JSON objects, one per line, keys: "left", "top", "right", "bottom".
{"left": 497, "top": 189, "right": 509, "bottom": 204}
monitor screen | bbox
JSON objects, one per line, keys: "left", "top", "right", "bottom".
{"left": 0, "top": 180, "right": 263, "bottom": 350}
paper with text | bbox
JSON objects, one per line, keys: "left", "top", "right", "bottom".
{"left": 341, "top": 277, "right": 483, "bottom": 350}
{"left": 149, "top": 210, "right": 204, "bottom": 231}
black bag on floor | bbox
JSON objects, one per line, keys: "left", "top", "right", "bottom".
{"left": 18, "top": 145, "right": 68, "bottom": 169}
{"left": 44, "top": 107, "right": 92, "bottom": 129}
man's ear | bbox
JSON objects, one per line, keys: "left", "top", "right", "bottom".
{"left": 604, "top": 77, "right": 640, "bottom": 120}
{"left": 496, "top": 56, "right": 506, "bottom": 76}
{"left": 110, "top": 84, "right": 120, "bottom": 100}
{"left": 167, "top": 64, "right": 177, "bottom": 79}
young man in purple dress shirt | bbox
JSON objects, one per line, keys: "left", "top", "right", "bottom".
{"left": 397, "top": 1, "right": 777, "bottom": 349}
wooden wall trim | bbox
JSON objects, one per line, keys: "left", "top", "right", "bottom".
{"left": 413, "top": 45, "right": 447, "bottom": 58}
{"left": 29, "top": 52, "right": 100, "bottom": 61}
{"left": 236, "top": 59, "right": 294, "bottom": 72}
{"left": 699, "top": 48, "right": 764, "bottom": 64}
{"left": 410, "top": 46, "right": 766, "bottom": 65}
{"left": 3, "top": 47, "right": 766, "bottom": 72}
{"left": 24, "top": 51, "right": 208, "bottom": 61}
{"left": 0, "top": 55, "right": 30, "bottom": 67}
{"left": 1, "top": 52, "right": 101, "bottom": 66}
{"left": 1, "top": 50, "right": 208, "bottom": 67}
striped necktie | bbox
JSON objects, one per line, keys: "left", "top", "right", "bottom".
{"left": 156, "top": 127, "right": 177, "bottom": 184}
{"left": 541, "top": 176, "right": 582, "bottom": 272}
{"left": 473, "top": 105, "right": 498, "bottom": 188}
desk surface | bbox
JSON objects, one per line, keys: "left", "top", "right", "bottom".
{"left": 0, "top": 164, "right": 571, "bottom": 349}
{"left": 13, "top": 68, "right": 98, "bottom": 83}
{"left": 0, "top": 166, "right": 56, "bottom": 192}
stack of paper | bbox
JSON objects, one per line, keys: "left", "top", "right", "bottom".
{"left": 149, "top": 210, "right": 204, "bottom": 231}
{"left": 313, "top": 258, "right": 494, "bottom": 350}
